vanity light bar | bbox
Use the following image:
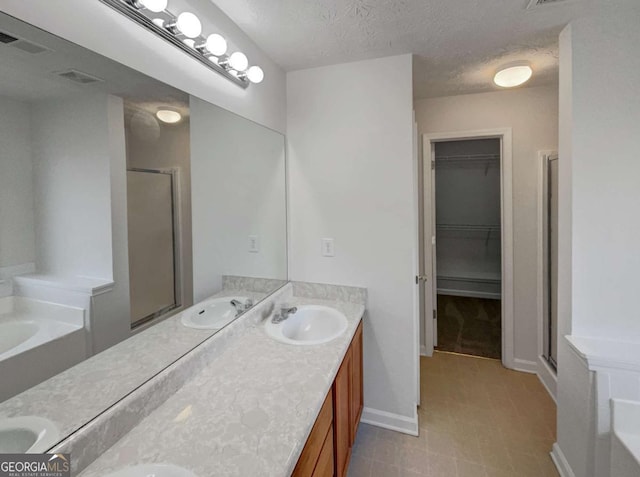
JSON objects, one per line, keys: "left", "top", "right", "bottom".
{"left": 98, "top": 0, "right": 265, "bottom": 89}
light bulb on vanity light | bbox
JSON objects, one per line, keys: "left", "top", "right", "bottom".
{"left": 137, "top": 0, "right": 168, "bottom": 13}
{"left": 174, "top": 12, "right": 202, "bottom": 38}
{"left": 246, "top": 66, "right": 264, "bottom": 84}
{"left": 228, "top": 51, "right": 249, "bottom": 71}
{"left": 205, "top": 34, "right": 227, "bottom": 56}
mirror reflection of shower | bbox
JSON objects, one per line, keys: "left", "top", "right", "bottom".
{"left": 543, "top": 154, "right": 559, "bottom": 369}
{"left": 124, "top": 100, "right": 192, "bottom": 328}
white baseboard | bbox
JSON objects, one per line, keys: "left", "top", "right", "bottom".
{"left": 361, "top": 406, "right": 419, "bottom": 436}
{"left": 551, "top": 443, "right": 576, "bottom": 477}
{"left": 420, "top": 345, "right": 431, "bottom": 357}
{"left": 513, "top": 358, "right": 538, "bottom": 374}
{"left": 537, "top": 355, "right": 557, "bottom": 403}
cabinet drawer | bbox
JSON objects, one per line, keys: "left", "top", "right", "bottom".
{"left": 292, "top": 391, "right": 334, "bottom": 477}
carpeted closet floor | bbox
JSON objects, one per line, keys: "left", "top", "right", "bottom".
{"left": 436, "top": 295, "right": 501, "bottom": 359}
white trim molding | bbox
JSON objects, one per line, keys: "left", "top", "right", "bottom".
{"left": 360, "top": 407, "right": 419, "bottom": 436}
{"left": 422, "top": 128, "right": 515, "bottom": 370}
{"left": 513, "top": 358, "right": 538, "bottom": 374}
{"left": 537, "top": 354, "right": 558, "bottom": 402}
{"left": 551, "top": 443, "right": 577, "bottom": 477}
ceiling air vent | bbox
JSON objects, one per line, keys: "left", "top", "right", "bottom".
{"left": 56, "top": 69, "right": 104, "bottom": 85}
{"left": 10, "top": 40, "right": 49, "bottom": 54}
{"left": 0, "top": 31, "right": 19, "bottom": 44}
{"left": 527, "top": 0, "right": 581, "bottom": 9}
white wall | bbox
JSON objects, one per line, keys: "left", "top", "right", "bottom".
{"left": 30, "top": 94, "right": 115, "bottom": 279}
{"left": 0, "top": 0, "right": 286, "bottom": 134}
{"left": 190, "top": 97, "right": 287, "bottom": 303}
{"left": 287, "top": 55, "right": 418, "bottom": 429}
{"left": 565, "top": 13, "right": 640, "bottom": 342}
{"left": 0, "top": 96, "right": 36, "bottom": 268}
{"left": 555, "top": 9, "right": 640, "bottom": 477}
{"left": 415, "top": 86, "right": 559, "bottom": 366}
{"left": 27, "top": 94, "right": 130, "bottom": 353}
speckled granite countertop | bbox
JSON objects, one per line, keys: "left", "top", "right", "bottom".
{"left": 0, "top": 285, "right": 272, "bottom": 443}
{"left": 78, "top": 292, "right": 365, "bottom": 477}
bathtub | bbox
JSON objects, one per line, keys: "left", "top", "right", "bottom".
{"left": 0, "top": 296, "right": 86, "bottom": 401}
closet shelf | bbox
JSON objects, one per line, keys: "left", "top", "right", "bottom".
{"left": 435, "top": 153, "right": 499, "bottom": 164}
{"left": 436, "top": 224, "right": 500, "bottom": 232}
{"left": 437, "top": 275, "right": 501, "bottom": 284}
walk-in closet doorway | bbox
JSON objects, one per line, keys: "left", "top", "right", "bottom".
{"left": 419, "top": 129, "right": 515, "bottom": 369}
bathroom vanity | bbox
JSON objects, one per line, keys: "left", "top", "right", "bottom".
{"left": 293, "top": 321, "right": 363, "bottom": 477}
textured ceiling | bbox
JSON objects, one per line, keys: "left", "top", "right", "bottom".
{"left": 212, "top": 0, "right": 635, "bottom": 98}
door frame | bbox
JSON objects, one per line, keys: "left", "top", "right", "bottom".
{"left": 536, "top": 150, "right": 558, "bottom": 400}
{"left": 420, "top": 128, "right": 515, "bottom": 370}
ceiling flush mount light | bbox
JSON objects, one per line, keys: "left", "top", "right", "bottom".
{"left": 494, "top": 64, "right": 533, "bottom": 88}
{"left": 156, "top": 108, "right": 182, "bottom": 124}
{"left": 99, "top": 0, "right": 264, "bottom": 89}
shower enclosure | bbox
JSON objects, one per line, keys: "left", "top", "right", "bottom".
{"left": 127, "top": 168, "right": 180, "bottom": 327}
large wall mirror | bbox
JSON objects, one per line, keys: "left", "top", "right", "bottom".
{"left": 0, "top": 11, "right": 287, "bottom": 449}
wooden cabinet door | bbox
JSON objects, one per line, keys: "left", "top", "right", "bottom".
{"left": 333, "top": 348, "right": 352, "bottom": 477}
{"left": 350, "top": 322, "right": 363, "bottom": 444}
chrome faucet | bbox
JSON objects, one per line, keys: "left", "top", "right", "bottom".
{"left": 272, "top": 304, "right": 298, "bottom": 324}
{"left": 230, "top": 298, "right": 253, "bottom": 315}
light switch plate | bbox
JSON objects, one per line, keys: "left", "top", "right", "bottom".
{"left": 321, "top": 238, "right": 335, "bottom": 257}
{"left": 248, "top": 235, "right": 259, "bottom": 253}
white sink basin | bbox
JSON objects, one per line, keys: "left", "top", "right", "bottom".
{"left": 265, "top": 305, "right": 348, "bottom": 345}
{"left": 104, "top": 464, "right": 197, "bottom": 477}
{"left": 0, "top": 416, "right": 60, "bottom": 453}
{"left": 181, "top": 297, "right": 249, "bottom": 330}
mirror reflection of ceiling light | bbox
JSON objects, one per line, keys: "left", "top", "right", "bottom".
{"left": 102, "top": 0, "right": 264, "bottom": 88}
{"left": 156, "top": 109, "right": 182, "bottom": 124}
{"left": 494, "top": 64, "right": 533, "bottom": 88}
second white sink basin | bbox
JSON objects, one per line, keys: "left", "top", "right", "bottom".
{"left": 0, "top": 416, "right": 60, "bottom": 453}
{"left": 181, "top": 297, "right": 249, "bottom": 330}
{"left": 265, "top": 305, "right": 348, "bottom": 345}
{"left": 104, "top": 464, "right": 197, "bottom": 477}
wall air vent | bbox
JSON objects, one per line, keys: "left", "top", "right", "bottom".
{"left": 527, "top": 0, "right": 581, "bottom": 9}
{"left": 56, "top": 69, "right": 104, "bottom": 85}
{"left": 0, "top": 31, "right": 19, "bottom": 44}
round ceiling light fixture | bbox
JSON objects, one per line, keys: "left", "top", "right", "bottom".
{"left": 494, "top": 63, "right": 533, "bottom": 88}
{"left": 156, "top": 108, "right": 182, "bottom": 124}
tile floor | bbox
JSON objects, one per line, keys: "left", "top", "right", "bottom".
{"left": 348, "top": 351, "right": 559, "bottom": 477}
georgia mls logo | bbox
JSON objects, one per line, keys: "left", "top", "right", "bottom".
{"left": 0, "top": 453, "right": 71, "bottom": 477}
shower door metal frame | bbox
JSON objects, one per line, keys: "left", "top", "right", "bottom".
{"left": 127, "top": 167, "right": 183, "bottom": 329}
{"left": 536, "top": 150, "right": 559, "bottom": 400}
{"left": 541, "top": 154, "right": 559, "bottom": 370}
